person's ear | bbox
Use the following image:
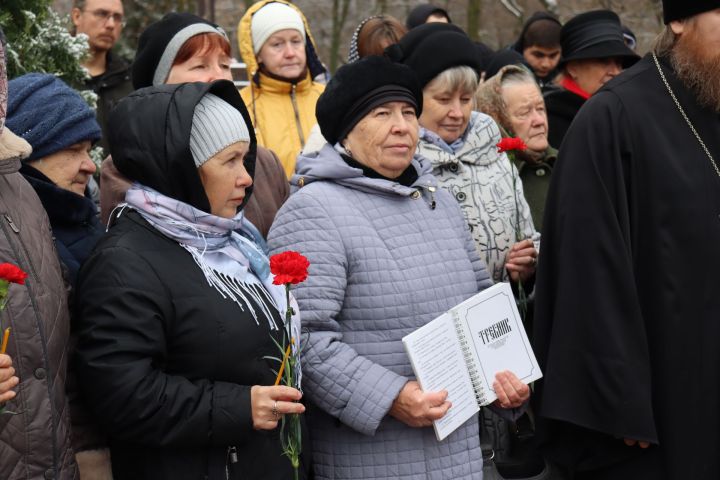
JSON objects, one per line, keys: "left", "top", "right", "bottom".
{"left": 71, "top": 7, "right": 82, "bottom": 27}
{"left": 669, "top": 20, "right": 686, "bottom": 36}
{"left": 565, "top": 61, "right": 580, "bottom": 81}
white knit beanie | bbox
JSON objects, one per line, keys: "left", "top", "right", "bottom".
{"left": 190, "top": 93, "right": 250, "bottom": 168}
{"left": 251, "top": 2, "right": 305, "bottom": 54}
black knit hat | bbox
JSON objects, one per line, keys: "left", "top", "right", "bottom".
{"left": 385, "top": 23, "right": 481, "bottom": 88}
{"left": 316, "top": 56, "right": 422, "bottom": 145}
{"left": 559, "top": 10, "right": 640, "bottom": 69}
{"left": 663, "top": 0, "right": 717, "bottom": 24}
{"left": 132, "top": 12, "right": 226, "bottom": 89}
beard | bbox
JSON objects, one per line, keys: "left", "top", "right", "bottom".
{"left": 671, "top": 25, "right": 720, "bottom": 112}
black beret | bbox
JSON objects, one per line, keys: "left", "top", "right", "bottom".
{"left": 132, "top": 12, "right": 222, "bottom": 89}
{"left": 385, "top": 23, "right": 481, "bottom": 88}
{"left": 316, "top": 55, "right": 423, "bottom": 145}
{"left": 663, "top": 0, "right": 718, "bottom": 24}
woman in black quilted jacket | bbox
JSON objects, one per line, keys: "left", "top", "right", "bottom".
{"left": 73, "top": 80, "right": 309, "bottom": 479}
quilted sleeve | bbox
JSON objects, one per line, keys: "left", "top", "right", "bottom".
{"left": 268, "top": 190, "right": 408, "bottom": 436}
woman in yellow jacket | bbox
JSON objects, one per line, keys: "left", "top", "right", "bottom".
{"left": 238, "top": 0, "right": 327, "bottom": 178}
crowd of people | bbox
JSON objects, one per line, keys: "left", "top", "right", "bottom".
{"left": 0, "top": 0, "right": 717, "bottom": 479}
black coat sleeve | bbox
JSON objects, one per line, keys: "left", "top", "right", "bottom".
{"left": 74, "top": 245, "right": 254, "bottom": 448}
{"left": 533, "top": 90, "right": 658, "bottom": 445}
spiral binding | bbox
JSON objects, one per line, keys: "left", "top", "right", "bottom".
{"left": 451, "top": 310, "right": 486, "bottom": 405}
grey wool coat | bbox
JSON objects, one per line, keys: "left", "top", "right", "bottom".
{"left": 268, "top": 144, "right": 493, "bottom": 479}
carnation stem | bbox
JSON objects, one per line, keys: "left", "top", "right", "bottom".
{"left": 274, "top": 339, "right": 293, "bottom": 386}
{"left": 0, "top": 328, "right": 9, "bottom": 355}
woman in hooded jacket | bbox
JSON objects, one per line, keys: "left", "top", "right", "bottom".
{"left": 237, "top": 0, "right": 327, "bottom": 178}
{"left": 74, "top": 80, "right": 309, "bottom": 480}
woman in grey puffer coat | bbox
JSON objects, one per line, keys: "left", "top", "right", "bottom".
{"left": 268, "top": 56, "right": 530, "bottom": 480}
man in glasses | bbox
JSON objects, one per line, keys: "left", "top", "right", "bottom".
{"left": 71, "top": 0, "right": 132, "bottom": 155}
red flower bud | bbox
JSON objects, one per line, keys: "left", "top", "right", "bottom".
{"left": 0, "top": 263, "right": 28, "bottom": 285}
{"left": 270, "top": 251, "right": 310, "bottom": 285}
{"left": 496, "top": 137, "right": 528, "bottom": 154}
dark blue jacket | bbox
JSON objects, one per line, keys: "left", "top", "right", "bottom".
{"left": 20, "top": 164, "right": 104, "bottom": 285}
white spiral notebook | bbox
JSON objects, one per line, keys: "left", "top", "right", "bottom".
{"left": 402, "top": 282, "right": 542, "bottom": 441}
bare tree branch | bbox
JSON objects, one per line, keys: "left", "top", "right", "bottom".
{"left": 329, "top": 0, "right": 352, "bottom": 71}
{"left": 537, "top": 0, "right": 558, "bottom": 13}
{"left": 500, "top": 0, "right": 523, "bottom": 18}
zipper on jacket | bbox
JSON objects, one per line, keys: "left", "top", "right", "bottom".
{"left": 290, "top": 84, "right": 306, "bottom": 147}
{"left": 4, "top": 214, "right": 19, "bottom": 233}
{"left": 0, "top": 212, "right": 60, "bottom": 472}
{"left": 3, "top": 214, "right": 38, "bottom": 280}
{"left": 415, "top": 186, "right": 437, "bottom": 210}
{"left": 225, "top": 446, "right": 238, "bottom": 480}
{"left": 427, "top": 186, "right": 437, "bottom": 210}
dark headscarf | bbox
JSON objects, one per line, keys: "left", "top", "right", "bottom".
{"left": 405, "top": 4, "right": 451, "bottom": 29}
{"left": 512, "top": 11, "right": 561, "bottom": 53}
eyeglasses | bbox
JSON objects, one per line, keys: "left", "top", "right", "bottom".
{"left": 85, "top": 9, "right": 126, "bottom": 27}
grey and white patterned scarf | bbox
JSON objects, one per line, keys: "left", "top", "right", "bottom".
{"left": 124, "top": 183, "right": 289, "bottom": 331}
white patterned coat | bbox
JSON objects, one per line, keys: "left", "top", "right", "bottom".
{"left": 416, "top": 112, "right": 541, "bottom": 282}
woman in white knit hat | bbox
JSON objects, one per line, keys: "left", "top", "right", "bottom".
{"left": 237, "top": 0, "right": 327, "bottom": 178}
{"left": 74, "top": 80, "right": 310, "bottom": 479}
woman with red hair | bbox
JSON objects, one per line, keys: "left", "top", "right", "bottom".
{"left": 99, "top": 12, "right": 289, "bottom": 237}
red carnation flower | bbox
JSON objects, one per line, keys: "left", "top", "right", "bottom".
{"left": 496, "top": 137, "right": 528, "bottom": 154}
{"left": 270, "top": 251, "right": 310, "bottom": 285}
{"left": 0, "top": 263, "right": 28, "bottom": 285}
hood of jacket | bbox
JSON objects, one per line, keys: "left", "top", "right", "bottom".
{"left": 512, "top": 11, "right": 561, "bottom": 53}
{"left": 291, "top": 143, "right": 438, "bottom": 197}
{"left": 19, "top": 163, "right": 97, "bottom": 227}
{"left": 107, "top": 80, "right": 257, "bottom": 214}
{"left": 237, "top": 0, "right": 327, "bottom": 83}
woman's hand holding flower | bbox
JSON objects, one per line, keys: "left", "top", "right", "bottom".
{"left": 505, "top": 239, "right": 537, "bottom": 282}
{"left": 492, "top": 370, "right": 530, "bottom": 409}
{"left": 389, "top": 380, "right": 452, "bottom": 427}
{"left": 0, "top": 354, "right": 19, "bottom": 404}
{"left": 250, "top": 385, "right": 305, "bottom": 430}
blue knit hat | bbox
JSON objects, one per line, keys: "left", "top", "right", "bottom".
{"left": 6, "top": 73, "right": 101, "bottom": 162}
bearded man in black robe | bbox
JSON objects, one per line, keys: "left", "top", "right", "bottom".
{"left": 533, "top": 2, "right": 720, "bottom": 479}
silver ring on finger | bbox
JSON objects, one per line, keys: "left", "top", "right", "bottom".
{"left": 272, "top": 400, "right": 279, "bottom": 419}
